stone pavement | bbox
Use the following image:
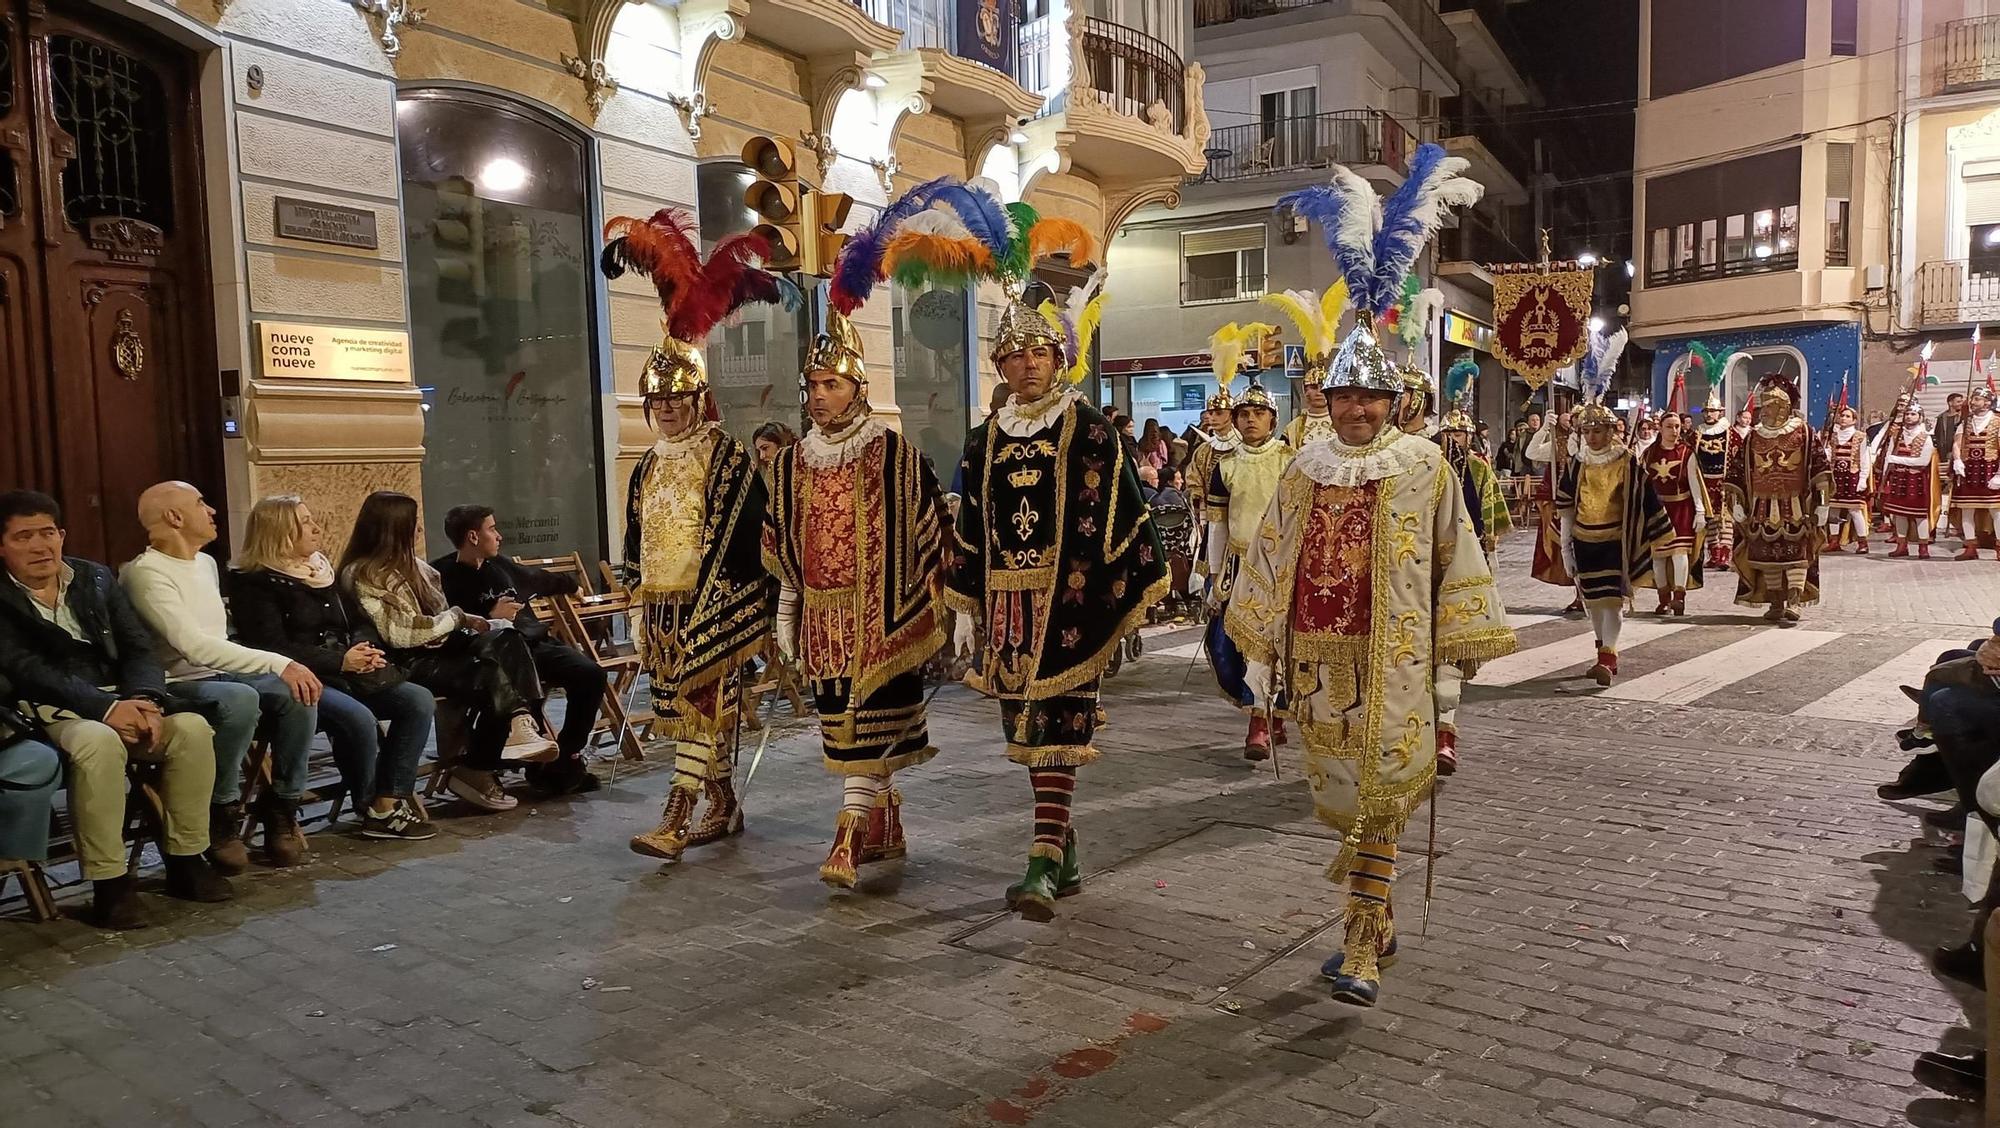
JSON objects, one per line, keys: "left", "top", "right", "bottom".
{"left": 0, "top": 536, "right": 1991, "bottom": 1128}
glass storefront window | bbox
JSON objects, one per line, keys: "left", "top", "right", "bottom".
{"left": 892, "top": 284, "right": 971, "bottom": 484}
{"left": 399, "top": 91, "right": 604, "bottom": 566}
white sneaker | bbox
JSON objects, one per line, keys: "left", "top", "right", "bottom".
{"left": 446, "top": 768, "right": 518, "bottom": 812}
{"left": 501, "top": 713, "right": 558, "bottom": 763}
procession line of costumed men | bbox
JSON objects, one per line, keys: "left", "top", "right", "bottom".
{"left": 601, "top": 144, "right": 1529, "bottom": 1007}
{"left": 1820, "top": 381, "right": 2000, "bottom": 562}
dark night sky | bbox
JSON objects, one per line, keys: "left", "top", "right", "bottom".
{"left": 1506, "top": 0, "right": 1640, "bottom": 257}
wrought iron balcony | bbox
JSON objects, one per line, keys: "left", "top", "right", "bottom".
{"left": 1942, "top": 17, "right": 2000, "bottom": 93}
{"left": 1194, "top": 0, "right": 1459, "bottom": 77}
{"left": 1918, "top": 259, "right": 2000, "bottom": 326}
{"left": 1019, "top": 14, "right": 1187, "bottom": 133}
{"left": 1199, "top": 110, "right": 1413, "bottom": 182}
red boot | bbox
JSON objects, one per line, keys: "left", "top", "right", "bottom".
{"left": 1588, "top": 648, "right": 1617, "bottom": 687}
{"left": 1918, "top": 542, "right": 1932, "bottom": 559}
{"left": 1855, "top": 537, "right": 1870, "bottom": 554}
{"left": 1272, "top": 718, "right": 1290, "bottom": 747}
{"left": 1244, "top": 716, "right": 1270, "bottom": 761}
{"left": 1436, "top": 729, "right": 1458, "bottom": 776}
{"left": 1956, "top": 544, "right": 1981, "bottom": 561}
{"left": 1889, "top": 538, "right": 1910, "bottom": 558}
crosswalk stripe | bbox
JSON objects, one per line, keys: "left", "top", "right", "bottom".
{"left": 1790, "top": 638, "right": 1968, "bottom": 721}
{"left": 1473, "top": 621, "right": 1693, "bottom": 687}
{"left": 1506, "top": 612, "right": 1560, "bottom": 630}
{"left": 1601, "top": 629, "right": 1843, "bottom": 705}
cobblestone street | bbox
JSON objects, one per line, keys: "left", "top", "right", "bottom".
{"left": 0, "top": 536, "right": 1992, "bottom": 1128}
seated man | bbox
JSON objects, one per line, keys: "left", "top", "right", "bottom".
{"left": 1879, "top": 617, "right": 2000, "bottom": 801}
{"left": 0, "top": 490, "right": 231, "bottom": 928}
{"left": 435, "top": 505, "right": 604, "bottom": 794}
{"left": 0, "top": 680, "right": 62, "bottom": 886}
{"left": 123, "top": 481, "right": 321, "bottom": 869}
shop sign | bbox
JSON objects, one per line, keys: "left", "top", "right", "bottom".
{"left": 257, "top": 321, "right": 411, "bottom": 383}
{"left": 274, "top": 198, "right": 379, "bottom": 250}
{"left": 1179, "top": 384, "right": 1206, "bottom": 411}
{"left": 1103, "top": 352, "right": 1211, "bottom": 375}
{"left": 1490, "top": 262, "right": 1592, "bottom": 390}
{"left": 1443, "top": 311, "right": 1495, "bottom": 354}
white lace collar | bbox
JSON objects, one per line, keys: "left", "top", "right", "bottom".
{"left": 1204, "top": 427, "right": 1241, "bottom": 453}
{"left": 1970, "top": 409, "right": 1996, "bottom": 432}
{"left": 996, "top": 387, "right": 1073, "bottom": 437}
{"left": 1753, "top": 416, "right": 1804, "bottom": 439}
{"left": 653, "top": 421, "right": 714, "bottom": 459}
{"left": 1578, "top": 440, "right": 1627, "bottom": 466}
{"left": 799, "top": 415, "right": 886, "bottom": 469}
{"left": 1699, "top": 418, "right": 1731, "bottom": 437}
{"left": 1831, "top": 425, "right": 1857, "bottom": 444}
{"left": 1237, "top": 435, "right": 1285, "bottom": 459}
{"left": 1292, "top": 428, "right": 1431, "bottom": 486}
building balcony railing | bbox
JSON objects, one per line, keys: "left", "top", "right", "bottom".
{"left": 1941, "top": 16, "right": 2000, "bottom": 94}
{"left": 1917, "top": 259, "right": 2000, "bottom": 326}
{"left": 1194, "top": 0, "right": 1458, "bottom": 77}
{"left": 1644, "top": 250, "right": 1799, "bottom": 289}
{"left": 1200, "top": 110, "right": 1413, "bottom": 182}
{"left": 1019, "top": 14, "right": 1187, "bottom": 133}
{"left": 854, "top": 0, "right": 1033, "bottom": 86}
{"left": 1183, "top": 274, "right": 1268, "bottom": 305}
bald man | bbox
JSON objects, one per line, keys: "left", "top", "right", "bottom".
{"left": 121, "top": 481, "right": 319, "bottom": 870}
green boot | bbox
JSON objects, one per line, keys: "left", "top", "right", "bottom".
{"left": 1005, "top": 856, "right": 1062, "bottom": 922}
{"left": 1056, "top": 828, "right": 1082, "bottom": 899}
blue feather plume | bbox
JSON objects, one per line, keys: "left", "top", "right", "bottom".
{"left": 1444, "top": 355, "right": 1479, "bottom": 405}
{"left": 829, "top": 175, "right": 953, "bottom": 314}
{"left": 1370, "top": 143, "right": 1482, "bottom": 314}
{"left": 1278, "top": 165, "right": 1378, "bottom": 313}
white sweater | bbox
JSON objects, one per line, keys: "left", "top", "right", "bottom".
{"left": 120, "top": 548, "right": 291, "bottom": 681}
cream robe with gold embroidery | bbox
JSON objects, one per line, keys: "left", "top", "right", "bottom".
{"left": 1224, "top": 430, "right": 1516, "bottom": 871}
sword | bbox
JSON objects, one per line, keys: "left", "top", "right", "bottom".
{"left": 1423, "top": 778, "right": 1439, "bottom": 939}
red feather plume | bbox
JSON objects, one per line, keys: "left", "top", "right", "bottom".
{"left": 601, "top": 208, "right": 703, "bottom": 325}
{"left": 671, "top": 231, "right": 776, "bottom": 342}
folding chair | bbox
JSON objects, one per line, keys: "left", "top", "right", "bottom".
{"left": 418, "top": 699, "right": 475, "bottom": 800}
{"left": 554, "top": 590, "right": 651, "bottom": 761}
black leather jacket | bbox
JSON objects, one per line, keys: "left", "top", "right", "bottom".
{"left": 0, "top": 557, "right": 169, "bottom": 720}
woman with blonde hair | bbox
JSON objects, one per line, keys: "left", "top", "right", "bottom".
{"left": 230, "top": 495, "right": 439, "bottom": 839}
{"left": 336, "top": 491, "right": 548, "bottom": 813}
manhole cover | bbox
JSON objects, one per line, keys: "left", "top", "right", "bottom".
{"left": 945, "top": 821, "right": 1428, "bottom": 1003}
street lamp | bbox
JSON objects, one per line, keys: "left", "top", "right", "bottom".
{"left": 1589, "top": 316, "right": 1606, "bottom": 334}
{"left": 1577, "top": 251, "right": 1599, "bottom": 267}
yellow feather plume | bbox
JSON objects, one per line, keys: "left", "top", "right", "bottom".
{"left": 1318, "top": 280, "right": 1349, "bottom": 341}
{"left": 1208, "top": 321, "right": 1277, "bottom": 386}
{"left": 1027, "top": 217, "right": 1097, "bottom": 268}
{"left": 1068, "top": 293, "right": 1107, "bottom": 385}
{"left": 1262, "top": 290, "right": 1327, "bottom": 357}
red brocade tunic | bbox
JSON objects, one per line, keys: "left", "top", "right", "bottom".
{"left": 1530, "top": 461, "right": 1572, "bottom": 587}
{"left": 1826, "top": 428, "right": 1870, "bottom": 509}
{"left": 1879, "top": 427, "right": 1942, "bottom": 523}
{"left": 1640, "top": 440, "right": 1703, "bottom": 552}
{"left": 1958, "top": 411, "right": 2000, "bottom": 510}
{"left": 1291, "top": 482, "right": 1378, "bottom": 636}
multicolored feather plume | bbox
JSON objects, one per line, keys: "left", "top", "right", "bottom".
{"left": 1038, "top": 265, "right": 1109, "bottom": 386}
{"left": 829, "top": 175, "right": 954, "bottom": 315}
{"left": 1278, "top": 165, "right": 1379, "bottom": 313}
{"left": 1370, "top": 145, "right": 1483, "bottom": 312}
{"left": 1581, "top": 325, "right": 1627, "bottom": 404}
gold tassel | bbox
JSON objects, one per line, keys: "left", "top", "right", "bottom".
{"left": 1324, "top": 830, "right": 1362, "bottom": 885}
{"left": 1343, "top": 898, "right": 1391, "bottom": 982}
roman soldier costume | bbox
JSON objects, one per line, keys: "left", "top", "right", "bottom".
{"left": 1526, "top": 405, "right": 1582, "bottom": 611}
{"left": 1202, "top": 358, "right": 1295, "bottom": 759}
{"left": 765, "top": 189, "right": 952, "bottom": 889}
{"left": 600, "top": 209, "right": 789, "bottom": 862}
{"left": 1438, "top": 356, "right": 1512, "bottom": 558}
{"left": 1878, "top": 405, "right": 1942, "bottom": 558}
{"left": 1636, "top": 421, "right": 1707, "bottom": 616}
{"left": 1187, "top": 387, "right": 1239, "bottom": 584}
{"left": 1693, "top": 385, "right": 1736, "bottom": 569}
{"left": 1952, "top": 387, "right": 2000, "bottom": 559}
{"left": 1723, "top": 374, "right": 1831, "bottom": 622}
{"left": 1556, "top": 329, "right": 1675, "bottom": 683}
{"left": 1232, "top": 145, "right": 1516, "bottom": 1008}
{"left": 890, "top": 185, "right": 1166, "bottom": 921}
{"left": 1824, "top": 407, "right": 1872, "bottom": 553}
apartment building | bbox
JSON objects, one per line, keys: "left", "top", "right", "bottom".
{"left": 1630, "top": 0, "right": 1899, "bottom": 422}
{"left": 7, "top": 0, "right": 1206, "bottom": 567}
{"left": 1099, "top": 0, "right": 1543, "bottom": 437}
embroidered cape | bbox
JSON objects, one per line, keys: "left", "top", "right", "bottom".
{"left": 624, "top": 429, "right": 773, "bottom": 716}
{"left": 1555, "top": 447, "right": 1675, "bottom": 606}
{"left": 947, "top": 398, "right": 1168, "bottom": 700}
{"left": 764, "top": 425, "right": 945, "bottom": 709}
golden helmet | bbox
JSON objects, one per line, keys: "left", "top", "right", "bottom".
{"left": 1702, "top": 382, "right": 1725, "bottom": 413}
{"left": 640, "top": 336, "right": 708, "bottom": 399}
{"left": 1205, "top": 385, "right": 1234, "bottom": 412}
{"left": 992, "top": 293, "right": 1065, "bottom": 361}
{"left": 1440, "top": 405, "right": 1476, "bottom": 433}
{"left": 805, "top": 308, "right": 868, "bottom": 387}
{"left": 1234, "top": 379, "right": 1278, "bottom": 415}
{"left": 1575, "top": 400, "right": 1618, "bottom": 428}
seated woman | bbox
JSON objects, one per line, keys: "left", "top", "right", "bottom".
{"left": 229, "top": 495, "right": 439, "bottom": 840}
{"left": 338, "top": 491, "right": 547, "bottom": 813}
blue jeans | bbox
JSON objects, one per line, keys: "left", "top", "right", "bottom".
{"left": 317, "top": 681, "right": 435, "bottom": 802}
{"left": 0, "top": 738, "right": 61, "bottom": 862}
{"left": 175, "top": 674, "right": 315, "bottom": 805}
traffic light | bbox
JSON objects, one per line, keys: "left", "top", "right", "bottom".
{"left": 811, "top": 189, "right": 853, "bottom": 278}
{"left": 1257, "top": 327, "right": 1284, "bottom": 371}
{"left": 743, "top": 135, "right": 804, "bottom": 271}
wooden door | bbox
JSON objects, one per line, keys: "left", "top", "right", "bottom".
{"left": 0, "top": 0, "right": 219, "bottom": 564}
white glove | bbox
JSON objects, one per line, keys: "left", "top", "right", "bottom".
{"left": 1244, "top": 659, "right": 1275, "bottom": 706}
{"left": 1732, "top": 502, "right": 1747, "bottom": 524}
{"left": 1990, "top": 473, "right": 2000, "bottom": 491}
{"left": 1204, "top": 519, "right": 1229, "bottom": 587}
{"left": 775, "top": 585, "right": 799, "bottom": 662}
{"left": 1814, "top": 505, "right": 1829, "bottom": 527}
{"left": 1956, "top": 457, "right": 1968, "bottom": 477}
{"left": 1559, "top": 512, "right": 1578, "bottom": 575}
{"left": 953, "top": 612, "right": 976, "bottom": 657}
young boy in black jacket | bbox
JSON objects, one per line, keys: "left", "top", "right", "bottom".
{"left": 434, "top": 505, "right": 604, "bottom": 794}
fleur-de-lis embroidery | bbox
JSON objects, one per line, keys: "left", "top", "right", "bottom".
{"left": 1012, "top": 496, "right": 1040, "bottom": 540}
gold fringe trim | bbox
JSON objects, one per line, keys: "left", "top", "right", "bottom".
{"left": 942, "top": 587, "right": 981, "bottom": 616}
{"left": 1435, "top": 627, "right": 1518, "bottom": 664}
{"left": 1029, "top": 841, "right": 1066, "bottom": 863}
{"left": 823, "top": 745, "right": 939, "bottom": 776}
{"left": 1325, "top": 836, "right": 1361, "bottom": 885}
{"left": 1006, "top": 742, "right": 1101, "bottom": 768}
{"left": 1342, "top": 898, "right": 1391, "bottom": 983}
{"left": 1026, "top": 572, "right": 1174, "bottom": 699}
{"left": 834, "top": 809, "right": 868, "bottom": 830}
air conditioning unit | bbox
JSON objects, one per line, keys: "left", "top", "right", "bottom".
{"left": 1415, "top": 90, "right": 1441, "bottom": 127}
{"left": 1864, "top": 263, "right": 1887, "bottom": 291}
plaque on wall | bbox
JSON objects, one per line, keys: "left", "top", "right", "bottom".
{"left": 274, "top": 197, "right": 380, "bottom": 249}
{"left": 257, "top": 321, "right": 411, "bottom": 383}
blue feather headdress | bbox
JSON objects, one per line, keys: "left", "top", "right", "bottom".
{"left": 1444, "top": 355, "right": 1479, "bottom": 408}
{"left": 1278, "top": 143, "right": 1483, "bottom": 321}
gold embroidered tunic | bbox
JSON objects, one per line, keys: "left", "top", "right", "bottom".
{"left": 1223, "top": 430, "right": 1516, "bottom": 865}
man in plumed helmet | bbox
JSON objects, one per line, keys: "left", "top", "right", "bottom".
{"left": 1230, "top": 145, "right": 1516, "bottom": 1008}
{"left": 1722, "top": 374, "right": 1831, "bottom": 623}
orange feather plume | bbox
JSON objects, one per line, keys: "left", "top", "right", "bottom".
{"left": 1027, "top": 217, "right": 1096, "bottom": 268}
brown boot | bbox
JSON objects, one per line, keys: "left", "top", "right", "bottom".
{"left": 1919, "top": 542, "right": 1933, "bottom": 559}
{"left": 207, "top": 802, "right": 249, "bottom": 875}
{"left": 1957, "top": 544, "right": 1982, "bottom": 561}
{"left": 687, "top": 777, "right": 744, "bottom": 846}
{"left": 819, "top": 812, "right": 865, "bottom": 889}
{"left": 1671, "top": 590, "right": 1687, "bottom": 616}
{"left": 859, "top": 787, "right": 907, "bottom": 864}
{"left": 629, "top": 787, "right": 696, "bottom": 861}
{"left": 1889, "top": 538, "right": 1910, "bottom": 558}
{"left": 1244, "top": 716, "right": 1270, "bottom": 761}
{"left": 257, "top": 792, "right": 306, "bottom": 868}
